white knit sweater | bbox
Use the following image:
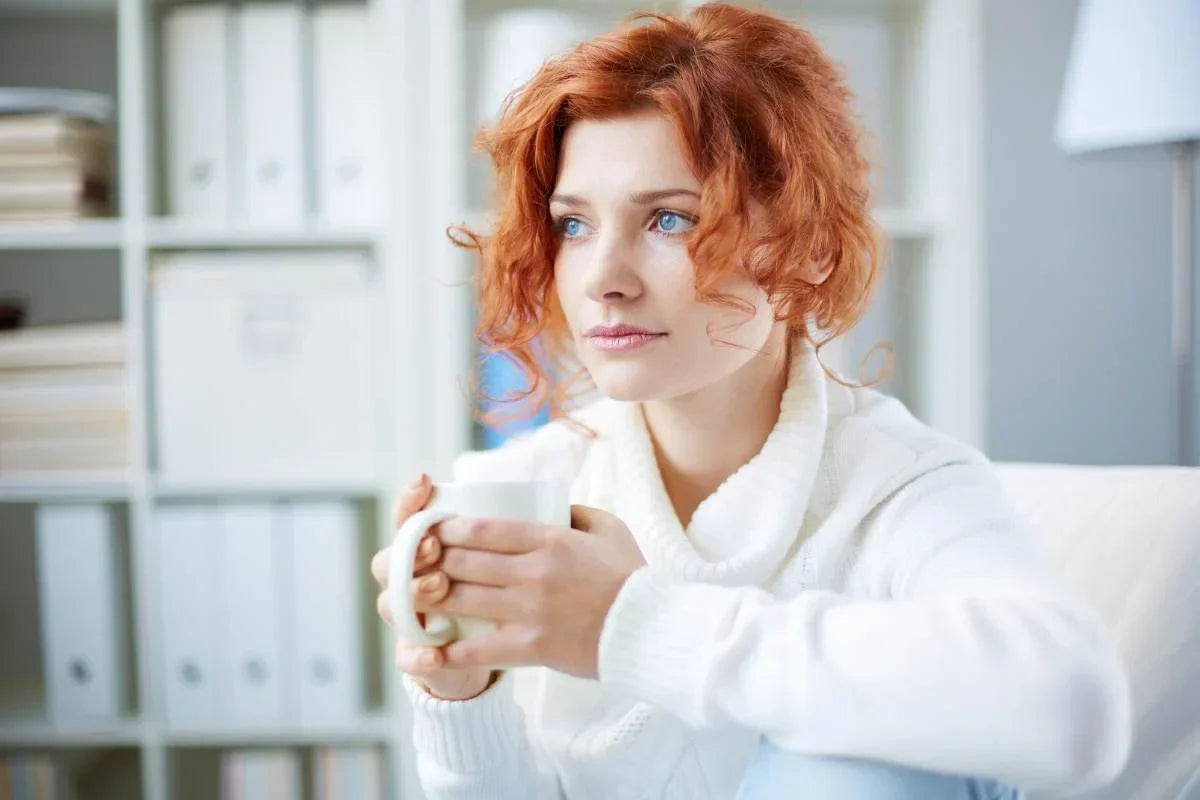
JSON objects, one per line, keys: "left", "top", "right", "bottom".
{"left": 401, "top": 337, "right": 1131, "bottom": 799}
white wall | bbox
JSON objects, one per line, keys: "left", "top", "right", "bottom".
{"left": 983, "top": 0, "right": 1200, "bottom": 465}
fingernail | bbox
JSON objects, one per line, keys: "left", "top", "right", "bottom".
{"left": 418, "top": 537, "right": 434, "bottom": 557}
{"left": 420, "top": 573, "right": 442, "bottom": 592}
{"left": 420, "top": 650, "right": 439, "bottom": 668}
{"left": 409, "top": 472, "right": 426, "bottom": 491}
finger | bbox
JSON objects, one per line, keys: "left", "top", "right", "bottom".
{"left": 432, "top": 581, "right": 525, "bottom": 623}
{"left": 410, "top": 570, "right": 452, "bottom": 612}
{"left": 442, "top": 626, "right": 538, "bottom": 670}
{"left": 394, "top": 639, "right": 445, "bottom": 676}
{"left": 414, "top": 534, "right": 442, "bottom": 571}
{"left": 376, "top": 589, "right": 394, "bottom": 626}
{"left": 439, "top": 545, "right": 528, "bottom": 587}
{"left": 370, "top": 548, "right": 389, "bottom": 586}
{"left": 434, "top": 515, "right": 548, "bottom": 554}
{"left": 392, "top": 473, "right": 433, "bottom": 529}
{"left": 379, "top": 577, "right": 451, "bottom": 629}
{"left": 370, "top": 534, "right": 439, "bottom": 589}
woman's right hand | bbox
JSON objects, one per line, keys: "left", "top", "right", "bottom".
{"left": 371, "top": 473, "right": 497, "bottom": 701}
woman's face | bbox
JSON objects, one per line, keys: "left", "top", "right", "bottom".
{"left": 551, "top": 110, "right": 779, "bottom": 403}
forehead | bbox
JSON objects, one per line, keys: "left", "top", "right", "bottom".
{"left": 554, "top": 111, "right": 699, "bottom": 195}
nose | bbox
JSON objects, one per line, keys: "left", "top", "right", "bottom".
{"left": 583, "top": 232, "right": 643, "bottom": 304}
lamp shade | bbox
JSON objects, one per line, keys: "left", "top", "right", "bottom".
{"left": 1056, "top": 0, "right": 1200, "bottom": 154}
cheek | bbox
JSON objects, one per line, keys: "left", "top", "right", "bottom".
{"left": 647, "top": 251, "right": 701, "bottom": 310}
{"left": 553, "top": 257, "right": 580, "bottom": 324}
{"left": 701, "top": 280, "right": 774, "bottom": 342}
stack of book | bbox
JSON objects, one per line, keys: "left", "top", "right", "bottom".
{"left": 0, "top": 322, "right": 128, "bottom": 477}
{"left": 0, "top": 88, "right": 114, "bottom": 222}
{"left": 0, "top": 754, "right": 78, "bottom": 800}
{"left": 313, "top": 747, "right": 384, "bottom": 800}
{"left": 217, "top": 747, "right": 383, "bottom": 800}
{"left": 219, "top": 750, "right": 301, "bottom": 800}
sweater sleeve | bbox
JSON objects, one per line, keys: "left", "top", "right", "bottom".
{"left": 402, "top": 670, "right": 564, "bottom": 799}
{"left": 596, "top": 462, "right": 1133, "bottom": 794}
{"left": 398, "top": 408, "right": 599, "bottom": 798}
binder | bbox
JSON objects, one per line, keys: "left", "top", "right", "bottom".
{"left": 158, "top": 504, "right": 225, "bottom": 729}
{"left": 287, "top": 502, "right": 364, "bottom": 727}
{"left": 236, "top": 3, "right": 306, "bottom": 223}
{"left": 312, "top": 5, "right": 383, "bottom": 225}
{"left": 34, "top": 503, "right": 130, "bottom": 724}
{"left": 163, "top": 4, "right": 232, "bottom": 219}
{"left": 217, "top": 503, "right": 288, "bottom": 727}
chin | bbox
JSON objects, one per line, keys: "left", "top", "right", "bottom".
{"left": 587, "top": 360, "right": 704, "bottom": 403}
{"left": 590, "top": 373, "right": 656, "bottom": 402}
{"left": 587, "top": 361, "right": 669, "bottom": 403}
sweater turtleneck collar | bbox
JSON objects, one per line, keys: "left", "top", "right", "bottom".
{"left": 611, "top": 334, "right": 829, "bottom": 587}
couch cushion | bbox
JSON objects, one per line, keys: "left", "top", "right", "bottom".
{"left": 994, "top": 464, "right": 1200, "bottom": 800}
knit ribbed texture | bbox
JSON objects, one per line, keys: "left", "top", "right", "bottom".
{"left": 612, "top": 335, "right": 828, "bottom": 586}
{"left": 397, "top": 333, "right": 1130, "bottom": 798}
{"left": 403, "top": 671, "right": 523, "bottom": 773}
{"left": 596, "top": 566, "right": 741, "bottom": 721}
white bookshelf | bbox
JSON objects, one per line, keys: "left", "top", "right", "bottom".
{"left": 143, "top": 218, "right": 380, "bottom": 250}
{"left": 0, "top": 717, "right": 145, "bottom": 748}
{"left": 0, "top": 219, "right": 124, "bottom": 249}
{"left": 160, "top": 712, "right": 394, "bottom": 747}
{"left": 0, "top": 1, "right": 983, "bottom": 799}
{"left": 0, "top": 0, "right": 115, "bottom": 14}
{"left": 0, "top": 473, "right": 131, "bottom": 502}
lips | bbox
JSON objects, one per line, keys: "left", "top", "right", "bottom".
{"left": 584, "top": 324, "right": 664, "bottom": 337}
{"left": 584, "top": 326, "right": 667, "bottom": 352}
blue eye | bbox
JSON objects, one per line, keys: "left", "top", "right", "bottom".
{"left": 562, "top": 217, "right": 584, "bottom": 238}
{"left": 653, "top": 210, "right": 693, "bottom": 235}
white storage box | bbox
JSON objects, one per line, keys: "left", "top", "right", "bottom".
{"left": 151, "top": 251, "right": 381, "bottom": 485}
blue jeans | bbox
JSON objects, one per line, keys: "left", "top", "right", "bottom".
{"left": 736, "top": 739, "right": 1024, "bottom": 799}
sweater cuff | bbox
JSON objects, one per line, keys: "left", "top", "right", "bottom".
{"left": 402, "top": 670, "right": 523, "bottom": 773}
{"left": 598, "top": 566, "right": 731, "bottom": 724}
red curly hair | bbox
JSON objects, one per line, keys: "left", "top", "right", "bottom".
{"left": 451, "top": 1, "right": 886, "bottom": 427}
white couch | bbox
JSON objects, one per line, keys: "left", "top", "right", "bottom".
{"left": 995, "top": 464, "right": 1200, "bottom": 800}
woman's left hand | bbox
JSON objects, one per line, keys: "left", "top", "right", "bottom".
{"left": 424, "top": 505, "right": 647, "bottom": 679}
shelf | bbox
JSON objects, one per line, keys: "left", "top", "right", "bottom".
{"left": 467, "top": 0, "right": 676, "bottom": 16}
{"left": 0, "top": 712, "right": 391, "bottom": 748}
{"left": 0, "top": 219, "right": 122, "bottom": 251}
{"left": 0, "top": 218, "right": 382, "bottom": 252}
{"left": 163, "top": 714, "right": 393, "bottom": 747}
{"left": 0, "top": 474, "right": 382, "bottom": 507}
{"left": 0, "top": 715, "right": 144, "bottom": 747}
{"left": 152, "top": 476, "right": 381, "bottom": 500}
{"left": 0, "top": 472, "right": 132, "bottom": 503}
{"left": 731, "top": 0, "right": 924, "bottom": 18}
{"left": 0, "top": 0, "right": 115, "bottom": 16}
{"left": 146, "top": 219, "right": 380, "bottom": 251}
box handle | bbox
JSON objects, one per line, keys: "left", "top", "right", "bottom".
{"left": 240, "top": 294, "right": 303, "bottom": 358}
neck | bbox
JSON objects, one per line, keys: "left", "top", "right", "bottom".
{"left": 641, "top": 324, "right": 793, "bottom": 527}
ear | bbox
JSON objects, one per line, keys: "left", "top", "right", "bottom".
{"left": 799, "top": 259, "right": 834, "bottom": 286}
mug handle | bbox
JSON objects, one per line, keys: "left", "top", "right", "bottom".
{"left": 388, "top": 507, "right": 459, "bottom": 647}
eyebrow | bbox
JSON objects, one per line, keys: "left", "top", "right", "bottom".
{"left": 548, "top": 188, "right": 701, "bottom": 208}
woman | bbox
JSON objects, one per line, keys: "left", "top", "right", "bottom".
{"left": 370, "top": 4, "right": 1131, "bottom": 798}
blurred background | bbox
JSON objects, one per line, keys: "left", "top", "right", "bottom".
{"left": 0, "top": 0, "right": 1195, "bottom": 799}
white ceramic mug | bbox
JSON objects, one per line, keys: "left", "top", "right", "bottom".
{"left": 387, "top": 479, "right": 570, "bottom": 647}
